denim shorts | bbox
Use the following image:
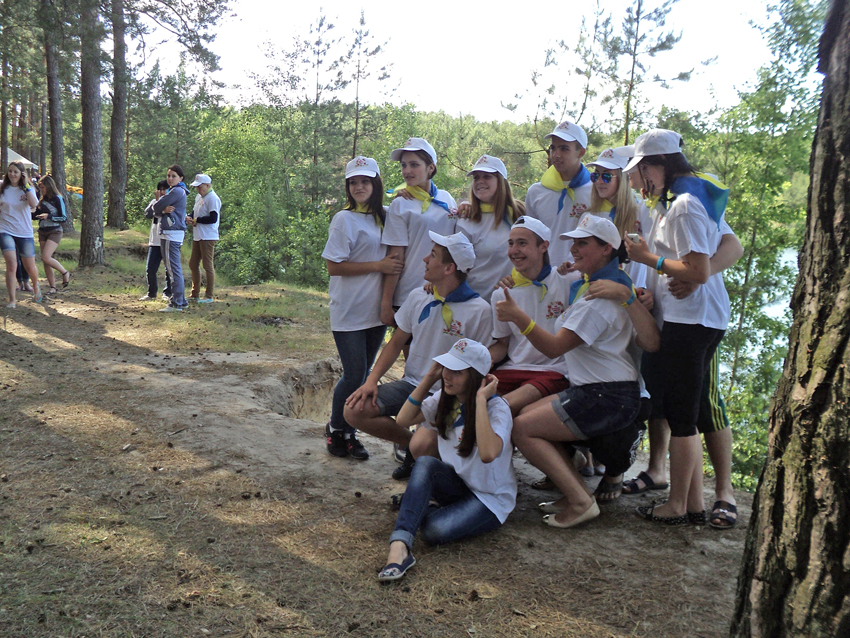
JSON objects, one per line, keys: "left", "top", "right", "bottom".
{"left": 0, "top": 233, "right": 35, "bottom": 258}
{"left": 376, "top": 379, "right": 418, "bottom": 417}
{"left": 552, "top": 381, "right": 640, "bottom": 440}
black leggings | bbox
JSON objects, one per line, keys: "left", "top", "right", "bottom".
{"left": 643, "top": 322, "right": 725, "bottom": 437}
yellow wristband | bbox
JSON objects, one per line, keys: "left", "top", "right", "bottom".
{"left": 520, "top": 319, "right": 536, "bottom": 336}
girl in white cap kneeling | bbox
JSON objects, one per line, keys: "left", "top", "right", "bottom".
{"left": 377, "top": 339, "right": 516, "bottom": 582}
{"left": 497, "top": 213, "right": 660, "bottom": 528}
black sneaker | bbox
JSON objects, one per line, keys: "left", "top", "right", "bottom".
{"left": 392, "top": 450, "right": 415, "bottom": 480}
{"left": 325, "top": 422, "right": 348, "bottom": 458}
{"left": 346, "top": 435, "right": 370, "bottom": 461}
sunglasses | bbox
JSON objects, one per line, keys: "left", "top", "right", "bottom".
{"left": 590, "top": 172, "right": 614, "bottom": 184}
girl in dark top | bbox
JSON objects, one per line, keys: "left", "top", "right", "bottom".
{"left": 33, "top": 175, "right": 71, "bottom": 293}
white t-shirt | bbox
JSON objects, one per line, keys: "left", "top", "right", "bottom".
{"left": 321, "top": 209, "right": 386, "bottom": 332}
{"left": 490, "top": 269, "right": 579, "bottom": 375}
{"left": 457, "top": 214, "right": 512, "bottom": 302}
{"left": 147, "top": 199, "right": 161, "bottom": 247}
{"left": 395, "top": 287, "right": 493, "bottom": 390}
{"left": 0, "top": 186, "right": 37, "bottom": 238}
{"left": 421, "top": 391, "right": 517, "bottom": 523}
{"left": 556, "top": 296, "right": 638, "bottom": 386}
{"left": 192, "top": 189, "right": 222, "bottom": 241}
{"left": 381, "top": 193, "right": 458, "bottom": 307}
{"left": 644, "top": 194, "right": 731, "bottom": 330}
{"left": 525, "top": 180, "right": 593, "bottom": 266}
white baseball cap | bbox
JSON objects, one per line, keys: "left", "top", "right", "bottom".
{"left": 587, "top": 148, "right": 628, "bottom": 171}
{"left": 434, "top": 338, "right": 491, "bottom": 377}
{"left": 190, "top": 174, "right": 211, "bottom": 186}
{"left": 428, "top": 231, "right": 476, "bottom": 273}
{"left": 390, "top": 137, "right": 437, "bottom": 164}
{"left": 466, "top": 155, "right": 507, "bottom": 179}
{"left": 623, "top": 129, "right": 684, "bottom": 173}
{"left": 345, "top": 156, "right": 380, "bottom": 179}
{"left": 561, "top": 212, "right": 622, "bottom": 249}
{"left": 511, "top": 216, "right": 551, "bottom": 242}
{"left": 545, "top": 120, "right": 588, "bottom": 149}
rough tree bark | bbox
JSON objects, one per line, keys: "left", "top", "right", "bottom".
{"left": 1, "top": 49, "right": 8, "bottom": 169}
{"left": 731, "top": 1, "right": 850, "bottom": 636}
{"left": 41, "top": 0, "right": 72, "bottom": 232}
{"left": 106, "top": 0, "right": 127, "bottom": 229}
{"left": 78, "top": 0, "right": 104, "bottom": 266}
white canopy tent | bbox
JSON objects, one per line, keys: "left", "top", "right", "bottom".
{"left": 5, "top": 148, "right": 38, "bottom": 170}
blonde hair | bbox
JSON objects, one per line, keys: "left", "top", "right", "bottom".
{"left": 590, "top": 168, "right": 638, "bottom": 237}
{"left": 467, "top": 172, "right": 525, "bottom": 229}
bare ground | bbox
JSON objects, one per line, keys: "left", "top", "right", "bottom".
{"left": 0, "top": 284, "right": 751, "bottom": 638}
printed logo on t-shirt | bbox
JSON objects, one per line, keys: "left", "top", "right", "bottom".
{"left": 443, "top": 320, "right": 463, "bottom": 337}
{"left": 446, "top": 208, "right": 459, "bottom": 219}
{"left": 546, "top": 301, "right": 566, "bottom": 319}
{"left": 571, "top": 203, "right": 589, "bottom": 218}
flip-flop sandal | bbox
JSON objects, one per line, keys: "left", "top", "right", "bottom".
{"left": 530, "top": 476, "right": 557, "bottom": 491}
{"left": 377, "top": 553, "right": 416, "bottom": 582}
{"left": 47, "top": 287, "right": 58, "bottom": 295}
{"left": 594, "top": 479, "right": 623, "bottom": 502}
{"left": 622, "top": 471, "right": 669, "bottom": 495}
{"left": 636, "top": 502, "right": 689, "bottom": 526}
{"left": 709, "top": 500, "right": 738, "bottom": 529}
{"left": 62, "top": 271, "right": 72, "bottom": 288}
{"left": 389, "top": 494, "right": 404, "bottom": 511}
{"left": 688, "top": 510, "right": 708, "bottom": 525}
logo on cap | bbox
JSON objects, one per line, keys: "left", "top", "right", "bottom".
{"left": 405, "top": 138, "right": 414, "bottom": 147}
{"left": 355, "top": 157, "right": 368, "bottom": 167}
{"left": 557, "top": 121, "right": 575, "bottom": 131}
{"left": 475, "top": 157, "right": 488, "bottom": 166}
{"left": 601, "top": 149, "right": 614, "bottom": 159}
{"left": 455, "top": 339, "right": 468, "bottom": 353}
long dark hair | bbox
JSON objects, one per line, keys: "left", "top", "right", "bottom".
{"left": 434, "top": 367, "right": 485, "bottom": 458}
{"left": 640, "top": 153, "right": 697, "bottom": 206}
{"left": 167, "top": 164, "right": 185, "bottom": 180}
{"left": 593, "top": 236, "right": 629, "bottom": 264}
{"left": 344, "top": 174, "right": 386, "bottom": 226}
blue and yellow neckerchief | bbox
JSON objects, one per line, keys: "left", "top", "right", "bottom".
{"left": 391, "top": 181, "right": 452, "bottom": 214}
{"left": 511, "top": 264, "right": 552, "bottom": 302}
{"left": 540, "top": 164, "right": 591, "bottom": 215}
{"left": 669, "top": 174, "right": 729, "bottom": 228}
{"left": 568, "top": 258, "right": 635, "bottom": 306}
{"left": 418, "top": 281, "right": 480, "bottom": 328}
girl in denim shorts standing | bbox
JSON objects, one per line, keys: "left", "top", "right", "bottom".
{"left": 0, "top": 162, "right": 41, "bottom": 308}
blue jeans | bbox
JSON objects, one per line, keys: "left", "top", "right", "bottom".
{"left": 390, "top": 456, "right": 501, "bottom": 549}
{"left": 145, "top": 246, "right": 172, "bottom": 298}
{"left": 331, "top": 326, "right": 386, "bottom": 434}
{"left": 160, "top": 237, "right": 186, "bottom": 307}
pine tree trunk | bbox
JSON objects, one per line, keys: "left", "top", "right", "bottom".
{"left": 78, "top": 0, "right": 104, "bottom": 266}
{"left": 106, "top": 0, "right": 127, "bottom": 229}
{"left": 731, "top": 1, "right": 850, "bottom": 636}
{"left": 42, "top": 0, "right": 72, "bottom": 232}
{"left": 40, "top": 99, "right": 47, "bottom": 172}
{"left": 1, "top": 50, "right": 8, "bottom": 169}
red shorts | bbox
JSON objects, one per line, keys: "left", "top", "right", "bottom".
{"left": 493, "top": 368, "right": 570, "bottom": 398}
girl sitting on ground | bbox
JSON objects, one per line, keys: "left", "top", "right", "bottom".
{"left": 378, "top": 338, "right": 516, "bottom": 582}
